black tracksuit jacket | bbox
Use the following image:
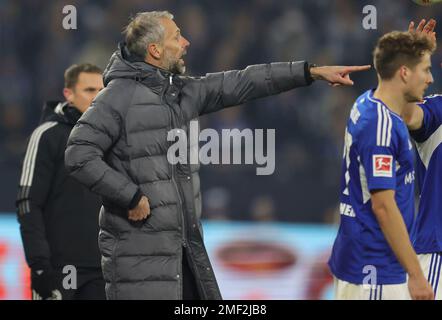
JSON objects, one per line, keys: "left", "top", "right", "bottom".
{"left": 16, "top": 101, "right": 102, "bottom": 271}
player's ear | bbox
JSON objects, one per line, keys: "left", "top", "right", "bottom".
{"left": 63, "top": 87, "right": 74, "bottom": 103}
{"left": 398, "top": 65, "right": 410, "bottom": 83}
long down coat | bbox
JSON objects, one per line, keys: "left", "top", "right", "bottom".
{"left": 65, "top": 44, "right": 312, "bottom": 299}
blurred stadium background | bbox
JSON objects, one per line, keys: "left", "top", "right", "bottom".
{"left": 0, "top": 0, "right": 441, "bottom": 299}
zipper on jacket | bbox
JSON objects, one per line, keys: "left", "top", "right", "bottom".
{"left": 171, "top": 164, "right": 187, "bottom": 248}
{"left": 164, "top": 75, "right": 210, "bottom": 299}
{"left": 163, "top": 75, "right": 188, "bottom": 248}
{"left": 171, "top": 75, "right": 212, "bottom": 299}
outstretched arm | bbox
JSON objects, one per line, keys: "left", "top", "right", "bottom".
{"left": 196, "top": 62, "right": 370, "bottom": 116}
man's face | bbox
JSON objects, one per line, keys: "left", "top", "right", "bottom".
{"left": 160, "top": 18, "right": 190, "bottom": 74}
{"left": 404, "top": 52, "right": 434, "bottom": 102}
{"left": 64, "top": 72, "right": 104, "bottom": 113}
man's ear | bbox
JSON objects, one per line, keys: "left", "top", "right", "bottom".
{"left": 399, "top": 66, "right": 410, "bottom": 83}
{"left": 147, "top": 43, "right": 162, "bottom": 60}
{"left": 63, "top": 88, "right": 74, "bottom": 103}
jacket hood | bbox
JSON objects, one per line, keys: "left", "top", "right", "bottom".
{"left": 40, "top": 101, "right": 82, "bottom": 126}
{"left": 103, "top": 42, "right": 181, "bottom": 94}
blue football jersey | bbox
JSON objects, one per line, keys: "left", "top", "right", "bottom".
{"left": 328, "top": 89, "right": 416, "bottom": 285}
{"left": 410, "top": 94, "right": 442, "bottom": 254}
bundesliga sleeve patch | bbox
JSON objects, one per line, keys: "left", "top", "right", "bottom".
{"left": 372, "top": 155, "right": 393, "bottom": 177}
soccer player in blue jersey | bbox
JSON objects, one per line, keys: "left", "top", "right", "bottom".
{"left": 402, "top": 19, "right": 442, "bottom": 300}
{"left": 328, "top": 30, "right": 435, "bottom": 300}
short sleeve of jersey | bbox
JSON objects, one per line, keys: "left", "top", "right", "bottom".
{"left": 357, "top": 112, "right": 398, "bottom": 191}
{"left": 410, "top": 95, "right": 442, "bottom": 143}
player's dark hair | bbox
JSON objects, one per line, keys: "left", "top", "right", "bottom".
{"left": 373, "top": 31, "right": 435, "bottom": 80}
{"left": 64, "top": 63, "right": 102, "bottom": 89}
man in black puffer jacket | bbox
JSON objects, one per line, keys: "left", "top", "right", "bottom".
{"left": 65, "top": 11, "right": 370, "bottom": 300}
{"left": 17, "top": 63, "right": 105, "bottom": 300}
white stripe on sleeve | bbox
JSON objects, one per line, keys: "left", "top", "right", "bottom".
{"left": 19, "top": 122, "right": 58, "bottom": 187}
{"left": 376, "top": 103, "right": 382, "bottom": 146}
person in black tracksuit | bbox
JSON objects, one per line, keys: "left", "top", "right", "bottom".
{"left": 16, "top": 64, "right": 105, "bottom": 300}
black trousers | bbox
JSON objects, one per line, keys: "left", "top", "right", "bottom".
{"left": 182, "top": 248, "right": 201, "bottom": 300}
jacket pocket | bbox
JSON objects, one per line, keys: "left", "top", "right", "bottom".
{"left": 98, "top": 229, "right": 117, "bottom": 259}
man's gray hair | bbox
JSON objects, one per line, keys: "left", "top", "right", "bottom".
{"left": 123, "top": 11, "right": 174, "bottom": 59}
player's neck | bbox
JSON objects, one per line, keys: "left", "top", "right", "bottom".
{"left": 373, "top": 84, "right": 407, "bottom": 116}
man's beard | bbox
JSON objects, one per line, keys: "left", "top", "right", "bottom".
{"left": 164, "top": 53, "right": 186, "bottom": 75}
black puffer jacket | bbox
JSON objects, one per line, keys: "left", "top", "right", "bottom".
{"left": 65, "top": 43, "right": 312, "bottom": 299}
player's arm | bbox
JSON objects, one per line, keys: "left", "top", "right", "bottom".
{"left": 405, "top": 19, "right": 437, "bottom": 135}
{"left": 358, "top": 111, "right": 432, "bottom": 299}
{"left": 405, "top": 98, "right": 442, "bottom": 142}
{"left": 402, "top": 103, "right": 424, "bottom": 131}
{"left": 371, "top": 189, "right": 433, "bottom": 300}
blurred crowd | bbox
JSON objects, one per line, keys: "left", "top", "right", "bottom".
{"left": 1, "top": 0, "right": 442, "bottom": 222}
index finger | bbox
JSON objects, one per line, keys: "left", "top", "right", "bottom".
{"left": 341, "top": 65, "right": 372, "bottom": 73}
